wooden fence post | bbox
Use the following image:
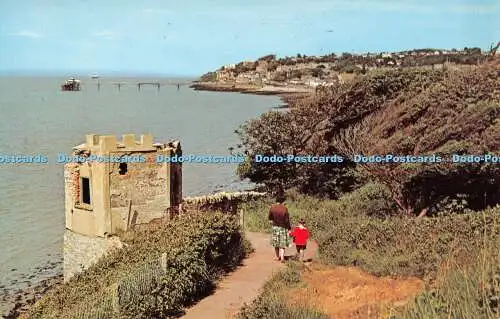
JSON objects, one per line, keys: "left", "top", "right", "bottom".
{"left": 111, "top": 282, "right": 120, "bottom": 315}
{"left": 160, "top": 252, "right": 167, "bottom": 272}
{"left": 239, "top": 209, "right": 244, "bottom": 230}
{"left": 126, "top": 200, "right": 132, "bottom": 230}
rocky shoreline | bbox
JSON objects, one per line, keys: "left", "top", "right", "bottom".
{"left": 190, "top": 81, "right": 313, "bottom": 111}
{"left": 189, "top": 81, "right": 313, "bottom": 97}
{"left": 1, "top": 258, "right": 63, "bottom": 319}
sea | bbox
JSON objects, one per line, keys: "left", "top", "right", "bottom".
{"left": 0, "top": 76, "right": 282, "bottom": 313}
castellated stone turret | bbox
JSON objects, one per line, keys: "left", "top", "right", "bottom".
{"left": 64, "top": 133, "right": 182, "bottom": 238}
{"left": 63, "top": 133, "right": 182, "bottom": 282}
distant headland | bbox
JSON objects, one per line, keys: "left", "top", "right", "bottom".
{"left": 190, "top": 46, "right": 494, "bottom": 95}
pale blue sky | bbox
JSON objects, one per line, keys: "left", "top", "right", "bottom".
{"left": 0, "top": 0, "right": 498, "bottom": 76}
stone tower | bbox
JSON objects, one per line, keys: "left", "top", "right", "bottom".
{"left": 63, "top": 133, "right": 181, "bottom": 281}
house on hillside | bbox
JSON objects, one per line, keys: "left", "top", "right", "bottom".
{"left": 216, "top": 70, "right": 235, "bottom": 81}
{"left": 223, "top": 64, "right": 236, "bottom": 70}
{"left": 307, "top": 78, "right": 323, "bottom": 87}
{"left": 256, "top": 60, "right": 269, "bottom": 73}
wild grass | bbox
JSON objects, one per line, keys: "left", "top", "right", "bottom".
{"left": 237, "top": 262, "right": 328, "bottom": 319}
{"left": 394, "top": 234, "right": 500, "bottom": 318}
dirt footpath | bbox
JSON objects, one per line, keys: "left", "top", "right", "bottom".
{"left": 180, "top": 232, "right": 317, "bottom": 319}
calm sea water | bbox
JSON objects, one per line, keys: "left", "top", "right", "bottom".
{"left": 0, "top": 76, "right": 281, "bottom": 309}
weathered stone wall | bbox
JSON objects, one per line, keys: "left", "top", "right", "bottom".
{"left": 181, "top": 191, "right": 267, "bottom": 214}
{"left": 64, "top": 163, "right": 80, "bottom": 231}
{"left": 64, "top": 163, "right": 80, "bottom": 203}
{"left": 109, "top": 152, "right": 169, "bottom": 229}
{"left": 63, "top": 229, "right": 123, "bottom": 282}
{"left": 181, "top": 199, "right": 239, "bottom": 214}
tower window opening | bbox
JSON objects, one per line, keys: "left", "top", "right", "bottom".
{"left": 119, "top": 163, "right": 128, "bottom": 175}
{"left": 81, "top": 177, "right": 91, "bottom": 204}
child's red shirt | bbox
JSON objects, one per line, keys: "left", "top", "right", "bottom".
{"left": 290, "top": 225, "right": 310, "bottom": 245}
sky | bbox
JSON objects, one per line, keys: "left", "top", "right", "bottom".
{"left": 0, "top": 0, "right": 498, "bottom": 76}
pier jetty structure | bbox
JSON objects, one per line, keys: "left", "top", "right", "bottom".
{"left": 95, "top": 81, "right": 192, "bottom": 91}
{"left": 63, "top": 134, "right": 182, "bottom": 282}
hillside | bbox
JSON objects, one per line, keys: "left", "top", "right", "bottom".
{"left": 192, "top": 47, "right": 490, "bottom": 94}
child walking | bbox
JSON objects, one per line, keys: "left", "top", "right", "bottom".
{"left": 289, "top": 218, "right": 310, "bottom": 261}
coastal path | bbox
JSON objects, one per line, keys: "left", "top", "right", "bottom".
{"left": 180, "top": 232, "right": 318, "bottom": 319}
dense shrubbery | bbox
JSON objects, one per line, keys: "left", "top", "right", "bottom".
{"left": 331, "top": 64, "right": 500, "bottom": 216}
{"left": 316, "top": 206, "right": 500, "bottom": 282}
{"left": 25, "top": 213, "right": 249, "bottom": 319}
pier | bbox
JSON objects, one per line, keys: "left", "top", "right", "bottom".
{"left": 137, "top": 82, "right": 160, "bottom": 91}
{"left": 94, "top": 80, "right": 192, "bottom": 92}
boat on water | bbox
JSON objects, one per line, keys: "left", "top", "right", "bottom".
{"left": 61, "top": 77, "right": 81, "bottom": 91}
{"left": 90, "top": 74, "right": 100, "bottom": 79}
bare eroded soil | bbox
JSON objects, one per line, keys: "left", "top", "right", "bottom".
{"left": 287, "top": 264, "right": 424, "bottom": 319}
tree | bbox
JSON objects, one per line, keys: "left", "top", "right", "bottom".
{"left": 234, "top": 108, "right": 359, "bottom": 197}
{"left": 311, "top": 67, "right": 324, "bottom": 78}
{"left": 200, "top": 72, "right": 217, "bottom": 82}
{"left": 234, "top": 111, "right": 303, "bottom": 191}
{"left": 258, "top": 54, "right": 276, "bottom": 61}
{"left": 330, "top": 66, "right": 500, "bottom": 216}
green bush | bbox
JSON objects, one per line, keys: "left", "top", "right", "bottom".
{"left": 200, "top": 71, "right": 217, "bottom": 81}
{"left": 25, "top": 213, "right": 249, "bottom": 319}
{"left": 335, "top": 182, "right": 397, "bottom": 218}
